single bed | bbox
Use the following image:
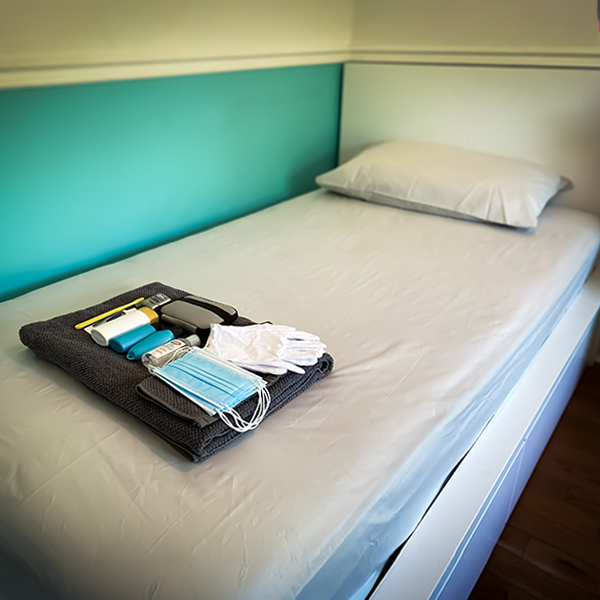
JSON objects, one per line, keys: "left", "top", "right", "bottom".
{"left": 2, "top": 62, "right": 600, "bottom": 600}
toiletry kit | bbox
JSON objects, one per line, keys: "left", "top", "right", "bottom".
{"left": 19, "top": 282, "right": 334, "bottom": 462}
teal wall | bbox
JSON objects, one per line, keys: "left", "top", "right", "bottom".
{"left": 0, "top": 63, "right": 342, "bottom": 301}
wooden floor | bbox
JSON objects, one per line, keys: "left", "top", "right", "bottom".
{"left": 468, "top": 364, "right": 600, "bottom": 600}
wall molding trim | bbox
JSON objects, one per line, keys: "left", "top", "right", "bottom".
{"left": 4, "top": 46, "right": 600, "bottom": 90}
{"left": 0, "top": 50, "right": 351, "bottom": 89}
{"left": 349, "top": 48, "right": 600, "bottom": 69}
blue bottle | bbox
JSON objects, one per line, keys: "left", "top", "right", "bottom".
{"left": 127, "top": 330, "right": 175, "bottom": 360}
{"left": 109, "top": 324, "right": 156, "bottom": 353}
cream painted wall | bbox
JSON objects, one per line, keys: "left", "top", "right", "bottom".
{"left": 351, "top": 0, "right": 600, "bottom": 67}
{"left": 2, "top": 0, "right": 600, "bottom": 87}
{"left": 0, "top": 0, "right": 354, "bottom": 87}
{"left": 339, "top": 63, "right": 600, "bottom": 217}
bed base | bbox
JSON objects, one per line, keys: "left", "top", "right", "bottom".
{"left": 370, "top": 268, "right": 600, "bottom": 600}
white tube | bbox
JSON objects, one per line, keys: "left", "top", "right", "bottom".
{"left": 90, "top": 307, "right": 158, "bottom": 346}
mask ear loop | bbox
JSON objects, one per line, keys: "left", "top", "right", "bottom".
{"left": 217, "top": 385, "right": 271, "bottom": 432}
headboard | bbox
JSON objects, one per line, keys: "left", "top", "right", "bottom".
{"left": 339, "top": 62, "right": 600, "bottom": 218}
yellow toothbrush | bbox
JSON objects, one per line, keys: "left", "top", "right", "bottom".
{"left": 74, "top": 297, "right": 145, "bottom": 330}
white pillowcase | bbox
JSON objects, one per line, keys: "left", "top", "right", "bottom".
{"left": 316, "top": 140, "right": 567, "bottom": 228}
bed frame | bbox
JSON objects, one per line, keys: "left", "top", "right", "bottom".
{"left": 339, "top": 62, "right": 600, "bottom": 600}
{"left": 371, "top": 270, "right": 600, "bottom": 599}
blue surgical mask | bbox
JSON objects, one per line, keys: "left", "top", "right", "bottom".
{"left": 152, "top": 347, "right": 270, "bottom": 432}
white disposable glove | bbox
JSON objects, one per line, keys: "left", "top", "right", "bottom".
{"left": 205, "top": 323, "right": 327, "bottom": 376}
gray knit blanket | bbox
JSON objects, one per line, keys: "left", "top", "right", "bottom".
{"left": 19, "top": 282, "right": 334, "bottom": 462}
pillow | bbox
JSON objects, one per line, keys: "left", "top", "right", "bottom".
{"left": 316, "top": 140, "right": 568, "bottom": 228}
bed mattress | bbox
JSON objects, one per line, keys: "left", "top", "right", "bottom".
{"left": 0, "top": 189, "right": 599, "bottom": 600}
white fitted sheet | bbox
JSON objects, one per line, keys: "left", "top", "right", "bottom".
{"left": 0, "top": 190, "right": 599, "bottom": 600}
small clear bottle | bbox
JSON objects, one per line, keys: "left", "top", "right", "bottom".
{"left": 141, "top": 334, "right": 200, "bottom": 369}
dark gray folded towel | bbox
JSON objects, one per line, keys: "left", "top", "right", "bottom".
{"left": 19, "top": 282, "right": 334, "bottom": 462}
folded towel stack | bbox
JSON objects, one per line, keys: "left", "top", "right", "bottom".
{"left": 19, "top": 282, "right": 334, "bottom": 462}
